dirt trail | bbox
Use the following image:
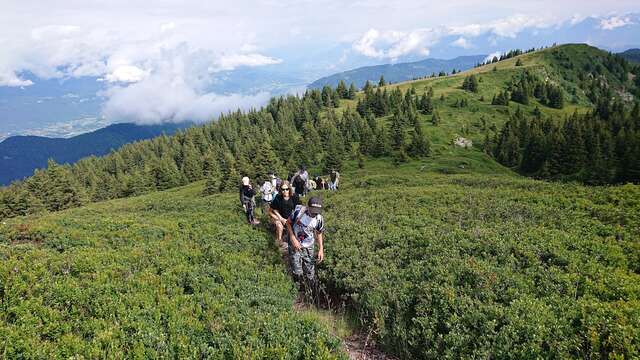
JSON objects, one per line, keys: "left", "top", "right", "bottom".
{"left": 265, "top": 219, "right": 395, "bottom": 359}
{"left": 342, "top": 332, "right": 396, "bottom": 360}
{"left": 293, "top": 297, "right": 395, "bottom": 360}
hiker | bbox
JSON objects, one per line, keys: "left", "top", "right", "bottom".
{"left": 268, "top": 180, "right": 301, "bottom": 251}
{"left": 292, "top": 171, "right": 306, "bottom": 197}
{"left": 287, "top": 196, "right": 325, "bottom": 302}
{"left": 239, "top": 176, "right": 259, "bottom": 225}
{"left": 260, "top": 174, "right": 277, "bottom": 213}
{"left": 307, "top": 178, "right": 317, "bottom": 192}
{"left": 315, "top": 176, "right": 328, "bottom": 190}
{"left": 328, "top": 169, "right": 340, "bottom": 191}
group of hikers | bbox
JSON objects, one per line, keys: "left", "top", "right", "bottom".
{"left": 238, "top": 166, "right": 340, "bottom": 302}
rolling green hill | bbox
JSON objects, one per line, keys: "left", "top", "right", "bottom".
{"left": 1, "top": 44, "right": 639, "bottom": 358}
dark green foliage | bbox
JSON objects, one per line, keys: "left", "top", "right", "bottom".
{"left": 0, "top": 184, "right": 344, "bottom": 358}
{"left": 321, "top": 164, "right": 640, "bottom": 359}
{"left": 378, "top": 75, "right": 386, "bottom": 87}
{"left": 418, "top": 93, "right": 433, "bottom": 114}
{"left": 35, "top": 160, "right": 87, "bottom": 212}
{"left": 219, "top": 151, "right": 240, "bottom": 192}
{"left": 336, "top": 80, "right": 348, "bottom": 99}
{"left": 461, "top": 74, "right": 479, "bottom": 92}
{"left": 492, "top": 90, "right": 510, "bottom": 106}
{"left": 431, "top": 111, "right": 441, "bottom": 126}
{"left": 493, "top": 102, "right": 640, "bottom": 184}
{"left": 409, "top": 119, "right": 430, "bottom": 158}
{"left": 347, "top": 83, "right": 357, "bottom": 99}
{"left": 389, "top": 109, "right": 406, "bottom": 150}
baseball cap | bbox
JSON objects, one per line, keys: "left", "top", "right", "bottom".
{"left": 307, "top": 197, "right": 323, "bottom": 216}
{"left": 242, "top": 176, "right": 250, "bottom": 186}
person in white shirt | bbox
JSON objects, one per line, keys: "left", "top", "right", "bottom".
{"left": 287, "top": 196, "right": 325, "bottom": 302}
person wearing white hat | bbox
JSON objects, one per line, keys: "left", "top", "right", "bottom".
{"left": 239, "top": 176, "right": 259, "bottom": 225}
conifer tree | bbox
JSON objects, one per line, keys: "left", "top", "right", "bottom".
{"left": 373, "top": 124, "right": 391, "bottom": 157}
{"left": 180, "top": 140, "right": 203, "bottom": 182}
{"left": 336, "top": 80, "right": 348, "bottom": 99}
{"left": 378, "top": 75, "right": 386, "bottom": 87}
{"left": 419, "top": 93, "right": 433, "bottom": 114}
{"left": 392, "top": 145, "right": 409, "bottom": 165}
{"left": 151, "top": 155, "right": 183, "bottom": 190}
{"left": 390, "top": 109, "right": 406, "bottom": 150}
{"left": 202, "top": 150, "right": 221, "bottom": 195}
{"left": 220, "top": 151, "right": 240, "bottom": 192}
{"left": 462, "top": 74, "right": 479, "bottom": 93}
{"left": 322, "top": 125, "right": 345, "bottom": 173}
{"left": 348, "top": 83, "right": 357, "bottom": 99}
{"left": 431, "top": 111, "right": 441, "bottom": 126}
{"left": 409, "top": 120, "right": 430, "bottom": 157}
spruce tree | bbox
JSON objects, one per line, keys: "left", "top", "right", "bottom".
{"left": 462, "top": 75, "right": 479, "bottom": 93}
{"left": 180, "top": 140, "right": 203, "bottom": 182}
{"left": 220, "top": 151, "right": 240, "bottom": 192}
{"left": 431, "top": 112, "right": 441, "bottom": 126}
{"left": 378, "top": 75, "right": 386, "bottom": 87}
{"left": 390, "top": 109, "right": 406, "bottom": 150}
{"left": 348, "top": 83, "right": 357, "bottom": 99}
{"left": 336, "top": 80, "right": 348, "bottom": 99}
{"left": 322, "top": 126, "right": 345, "bottom": 173}
{"left": 409, "top": 121, "right": 430, "bottom": 157}
{"left": 152, "top": 155, "right": 183, "bottom": 190}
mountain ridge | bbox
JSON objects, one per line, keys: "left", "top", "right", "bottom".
{"left": 0, "top": 122, "right": 191, "bottom": 185}
{"left": 309, "top": 54, "right": 486, "bottom": 89}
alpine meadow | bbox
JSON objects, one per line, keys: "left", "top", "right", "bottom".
{"left": 1, "top": 41, "right": 640, "bottom": 359}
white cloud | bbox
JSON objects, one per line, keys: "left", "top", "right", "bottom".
{"left": 449, "top": 14, "right": 552, "bottom": 38}
{"left": 0, "top": 71, "right": 34, "bottom": 87}
{"left": 599, "top": 16, "right": 634, "bottom": 30}
{"left": 105, "top": 65, "right": 150, "bottom": 83}
{"left": 353, "top": 13, "right": 558, "bottom": 60}
{"left": 103, "top": 76, "right": 271, "bottom": 124}
{"left": 212, "top": 53, "right": 282, "bottom": 72}
{"left": 353, "top": 28, "right": 437, "bottom": 60}
{"left": 101, "top": 44, "right": 273, "bottom": 124}
{"left": 452, "top": 37, "right": 472, "bottom": 49}
{"left": 160, "top": 22, "right": 176, "bottom": 32}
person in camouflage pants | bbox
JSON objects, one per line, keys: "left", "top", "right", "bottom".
{"left": 286, "top": 197, "right": 325, "bottom": 302}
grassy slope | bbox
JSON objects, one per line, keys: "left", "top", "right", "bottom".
{"left": 1, "top": 44, "right": 639, "bottom": 359}
{"left": 320, "top": 160, "right": 640, "bottom": 358}
{"left": 339, "top": 44, "right": 614, "bottom": 155}
{"left": 0, "top": 186, "right": 344, "bottom": 359}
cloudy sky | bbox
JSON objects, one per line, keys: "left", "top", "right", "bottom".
{"left": 1, "top": 0, "right": 639, "bottom": 135}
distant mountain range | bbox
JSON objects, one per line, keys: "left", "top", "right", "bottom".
{"left": 309, "top": 55, "right": 486, "bottom": 89}
{"left": 0, "top": 122, "right": 190, "bottom": 185}
{"left": 620, "top": 49, "right": 640, "bottom": 63}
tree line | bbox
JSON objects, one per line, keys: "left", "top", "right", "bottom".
{"left": 489, "top": 102, "right": 640, "bottom": 184}
{"left": 0, "top": 85, "right": 431, "bottom": 219}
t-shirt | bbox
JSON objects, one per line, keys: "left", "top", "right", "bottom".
{"left": 270, "top": 193, "right": 300, "bottom": 219}
{"left": 239, "top": 185, "right": 255, "bottom": 204}
{"left": 289, "top": 205, "right": 324, "bottom": 248}
{"left": 260, "top": 181, "right": 275, "bottom": 202}
{"left": 293, "top": 175, "right": 305, "bottom": 195}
